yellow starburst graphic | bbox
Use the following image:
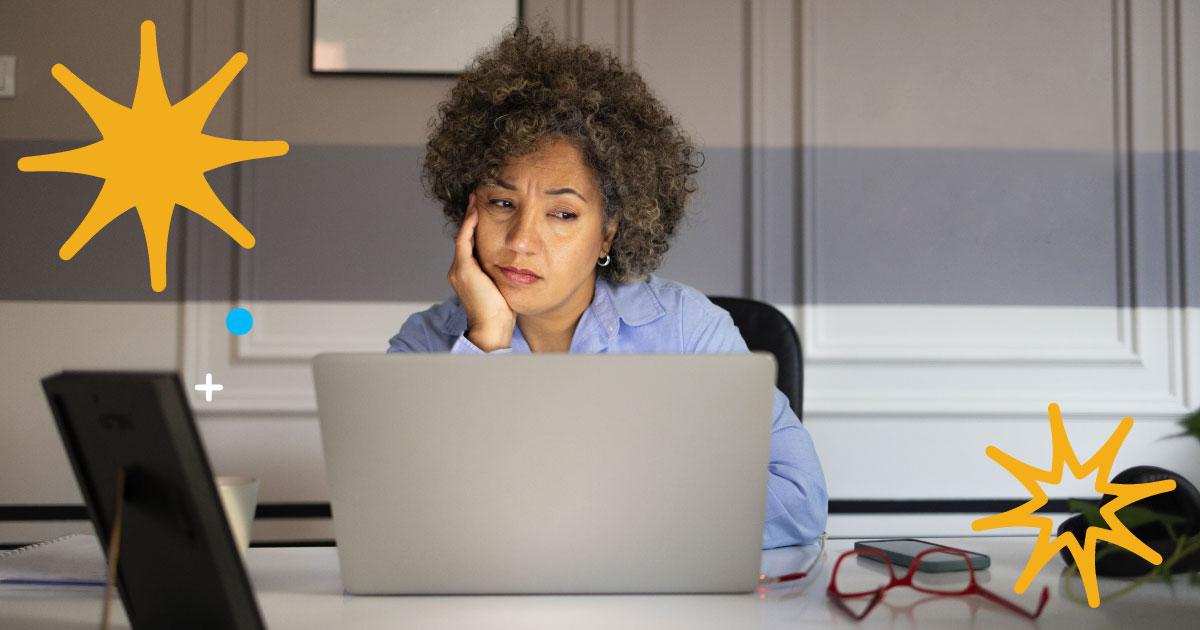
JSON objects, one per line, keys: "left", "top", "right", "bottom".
{"left": 972, "top": 403, "right": 1176, "bottom": 608}
{"left": 17, "top": 20, "right": 288, "bottom": 292}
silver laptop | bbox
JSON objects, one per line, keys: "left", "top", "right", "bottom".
{"left": 312, "top": 353, "right": 776, "bottom": 594}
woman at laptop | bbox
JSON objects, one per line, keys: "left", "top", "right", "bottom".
{"left": 388, "top": 24, "right": 827, "bottom": 549}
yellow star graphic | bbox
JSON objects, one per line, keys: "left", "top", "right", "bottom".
{"left": 972, "top": 403, "right": 1176, "bottom": 608}
{"left": 17, "top": 20, "right": 288, "bottom": 292}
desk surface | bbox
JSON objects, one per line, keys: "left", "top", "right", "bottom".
{"left": 2, "top": 536, "right": 1197, "bottom": 629}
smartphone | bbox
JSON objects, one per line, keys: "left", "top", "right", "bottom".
{"left": 854, "top": 539, "right": 991, "bottom": 573}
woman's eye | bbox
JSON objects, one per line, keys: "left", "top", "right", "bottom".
{"left": 551, "top": 210, "right": 577, "bottom": 220}
{"left": 489, "top": 199, "right": 513, "bottom": 209}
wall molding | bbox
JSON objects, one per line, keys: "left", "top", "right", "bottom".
{"left": 798, "top": 0, "right": 1147, "bottom": 363}
{"left": 182, "top": 0, "right": 1197, "bottom": 422}
{"left": 0, "top": 498, "right": 1071, "bottom": 522}
{"left": 788, "top": 0, "right": 1194, "bottom": 417}
{"left": 746, "top": 0, "right": 797, "bottom": 301}
{"left": 566, "top": 0, "right": 633, "bottom": 63}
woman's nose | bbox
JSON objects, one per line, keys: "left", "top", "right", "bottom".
{"left": 505, "top": 208, "right": 542, "bottom": 253}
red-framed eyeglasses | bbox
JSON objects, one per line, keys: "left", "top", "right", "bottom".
{"left": 759, "top": 533, "right": 826, "bottom": 585}
{"left": 826, "top": 547, "right": 1049, "bottom": 621}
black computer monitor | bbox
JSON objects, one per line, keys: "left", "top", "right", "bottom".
{"left": 41, "top": 371, "right": 264, "bottom": 629}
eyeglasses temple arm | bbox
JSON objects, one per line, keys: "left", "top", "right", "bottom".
{"left": 759, "top": 534, "right": 827, "bottom": 584}
{"left": 974, "top": 585, "right": 1050, "bottom": 618}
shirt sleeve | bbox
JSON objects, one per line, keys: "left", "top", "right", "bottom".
{"left": 449, "top": 335, "right": 513, "bottom": 354}
{"left": 687, "top": 301, "right": 829, "bottom": 548}
{"left": 387, "top": 314, "right": 512, "bottom": 355}
{"left": 387, "top": 316, "right": 440, "bottom": 353}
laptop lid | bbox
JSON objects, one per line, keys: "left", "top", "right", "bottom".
{"left": 313, "top": 353, "right": 776, "bottom": 594}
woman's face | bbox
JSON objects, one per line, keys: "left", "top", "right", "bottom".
{"left": 469, "top": 138, "right": 617, "bottom": 322}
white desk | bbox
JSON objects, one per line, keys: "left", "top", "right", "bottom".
{"left": 2, "top": 536, "right": 1197, "bottom": 629}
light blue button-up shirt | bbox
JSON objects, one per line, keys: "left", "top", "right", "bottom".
{"left": 387, "top": 274, "right": 828, "bottom": 548}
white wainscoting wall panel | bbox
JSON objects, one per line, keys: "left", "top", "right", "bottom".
{"left": 172, "top": 0, "right": 1198, "bottom": 542}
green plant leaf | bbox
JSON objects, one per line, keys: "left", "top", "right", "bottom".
{"left": 1065, "top": 499, "right": 1184, "bottom": 531}
{"left": 1067, "top": 498, "right": 1104, "bottom": 528}
{"left": 1171, "top": 408, "right": 1200, "bottom": 443}
{"left": 1113, "top": 504, "right": 1187, "bottom": 530}
{"left": 1160, "top": 564, "right": 1176, "bottom": 589}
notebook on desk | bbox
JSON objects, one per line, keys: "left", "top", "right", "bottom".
{"left": 312, "top": 353, "right": 777, "bottom": 595}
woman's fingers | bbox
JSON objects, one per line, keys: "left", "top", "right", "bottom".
{"left": 450, "top": 213, "right": 474, "bottom": 278}
{"left": 449, "top": 200, "right": 483, "bottom": 284}
{"left": 446, "top": 196, "right": 515, "bottom": 351}
{"left": 455, "top": 205, "right": 479, "bottom": 263}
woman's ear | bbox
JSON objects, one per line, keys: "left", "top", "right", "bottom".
{"left": 602, "top": 216, "right": 619, "bottom": 252}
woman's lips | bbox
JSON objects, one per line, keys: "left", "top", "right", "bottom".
{"left": 499, "top": 266, "right": 541, "bottom": 286}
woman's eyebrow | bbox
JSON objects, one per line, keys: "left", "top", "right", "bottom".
{"left": 495, "top": 178, "right": 588, "bottom": 203}
{"left": 545, "top": 187, "right": 587, "bottom": 202}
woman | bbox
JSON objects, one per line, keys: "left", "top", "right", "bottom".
{"left": 388, "top": 24, "right": 827, "bottom": 548}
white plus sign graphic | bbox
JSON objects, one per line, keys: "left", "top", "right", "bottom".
{"left": 194, "top": 373, "right": 224, "bottom": 402}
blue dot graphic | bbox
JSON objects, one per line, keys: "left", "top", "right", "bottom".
{"left": 226, "top": 308, "right": 253, "bottom": 335}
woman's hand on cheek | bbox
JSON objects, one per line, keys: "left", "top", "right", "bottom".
{"left": 448, "top": 195, "right": 516, "bottom": 351}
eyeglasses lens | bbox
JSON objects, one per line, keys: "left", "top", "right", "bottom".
{"left": 909, "top": 550, "right": 974, "bottom": 594}
{"left": 834, "top": 553, "right": 894, "bottom": 596}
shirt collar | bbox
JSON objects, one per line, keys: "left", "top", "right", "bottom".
{"left": 592, "top": 274, "right": 666, "bottom": 331}
{"left": 439, "top": 275, "right": 667, "bottom": 348}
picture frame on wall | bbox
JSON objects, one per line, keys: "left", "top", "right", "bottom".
{"left": 310, "top": 0, "right": 523, "bottom": 76}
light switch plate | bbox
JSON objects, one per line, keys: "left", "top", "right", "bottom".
{"left": 0, "top": 56, "right": 16, "bottom": 98}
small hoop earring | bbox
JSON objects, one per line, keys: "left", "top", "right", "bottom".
{"left": 597, "top": 253, "right": 611, "bottom": 267}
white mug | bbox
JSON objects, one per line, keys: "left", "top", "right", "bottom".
{"left": 215, "top": 476, "right": 259, "bottom": 557}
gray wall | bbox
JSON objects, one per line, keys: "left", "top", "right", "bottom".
{"left": 2, "top": 0, "right": 1198, "bottom": 542}
{"left": 4, "top": 1, "right": 1195, "bottom": 307}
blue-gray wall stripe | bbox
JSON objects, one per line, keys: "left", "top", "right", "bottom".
{"left": 4, "top": 140, "right": 1196, "bottom": 305}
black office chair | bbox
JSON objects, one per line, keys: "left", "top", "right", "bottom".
{"left": 707, "top": 296, "right": 804, "bottom": 422}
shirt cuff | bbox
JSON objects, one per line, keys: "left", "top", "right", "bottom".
{"left": 451, "top": 334, "right": 513, "bottom": 355}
